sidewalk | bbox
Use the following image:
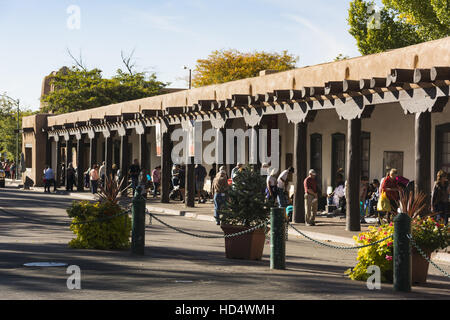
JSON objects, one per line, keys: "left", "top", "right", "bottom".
{"left": 8, "top": 179, "right": 450, "bottom": 264}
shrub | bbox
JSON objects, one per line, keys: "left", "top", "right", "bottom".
{"left": 220, "top": 166, "right": 273, "bottom": 227}
{"left": 67, "top": 200, "right": 131, "bottom": 250}
{"left": 345, "top": 224, "right": 394, "bottom": 283}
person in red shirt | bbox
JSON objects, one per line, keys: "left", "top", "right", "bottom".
{"left": 380, "top": 168, "right": 400, "bottom": 222}
{"left": 303, "top": 169, "right": 318, "bottom": 226}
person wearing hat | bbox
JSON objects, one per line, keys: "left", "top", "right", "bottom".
{"left": 304, "top": 169, "right": 319, "bottom": 226}
{"left": 277, "top": 167, "right": 294, "bottom": 208}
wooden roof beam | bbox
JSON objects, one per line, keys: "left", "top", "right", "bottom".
{"left": 273, "top": 90, "right": 291, "bottom": 102}
{"left": 301, "top": 87, "right": 325, "bottom": 98}
{"left": 232, "top": 94, "right": 251, "bottom": 107}
{"left": 387, "top": 68, "right": 415, "bottom": 86}
{"left": 324, "top": 81, "right": 344, "bottom": 95}
{"left": 431, "top": 67, "right": 450, "bottom": 81}
{"left": 343, "top": 80, "right": 360, "bottom": 92}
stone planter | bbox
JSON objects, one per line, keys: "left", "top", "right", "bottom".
{"left": 412, "top": 247, "right": 432, "bottom": 284}
{"left": 221, "top": 225, "right": 267, "bottom": 260}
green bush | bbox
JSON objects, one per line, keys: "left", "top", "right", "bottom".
{"left": 67, "top": 200, "right": 131, "bottom": 250}
{"left": 220, "top": 166, "right": 273, "bottom": 227}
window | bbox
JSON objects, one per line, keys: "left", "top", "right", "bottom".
{"left": 25, "top": 147, "right": 32, "bottom": 169}
{"left": 361, "top": 132, "right": 370, "bottom": 179}
{"left": 383, "top": 151, "right": 403, "bottom": 177}
{"left": 310, "top": 133, "right": 322, "bottom": 190}
{"left": 331, "top": 133, "right": 346, "bottom": 187}
{"left": 436, "top": 123, "right": 450, "bottom": 175}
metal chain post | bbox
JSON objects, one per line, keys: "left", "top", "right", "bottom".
{"left": 270, "top": 208, "right": 286, "bottom": 270}
{"left": 131, "top": 185, "right": 146, "bottom": 255}
{"left": 393, "top": 213, "right": 412, "bottom": 292}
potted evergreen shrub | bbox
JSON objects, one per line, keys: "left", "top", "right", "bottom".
{"left": 219, "top": 166, "right": 273, "bottom": 260}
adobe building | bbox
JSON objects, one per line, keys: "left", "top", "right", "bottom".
{"left": 22, "top": 37, "right": 450, "bottom": 231}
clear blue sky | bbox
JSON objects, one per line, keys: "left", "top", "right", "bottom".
{"left": 0, "top": 0, "right": 365, "bottom": 111}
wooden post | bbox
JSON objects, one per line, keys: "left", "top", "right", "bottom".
{"left": 45, "top": 134, "right": 52, "bottom": 168}
{"left": 415, "top": 111, "right": 431, "bottom": 210}
{"left": 161, "top": 128, "right": 172, "bottom": 203}
{"left": 76, "top": 137, "right": 85, "bottom": 191}
{"left": 139, "top": 132, "right": 149, "bottom": 172}
{"left": 105, "top": 134, "right": 113, "bottom": 178}
{"left": 293, "top": 122, "right": 307, "bottom": 223}
{"left": 185, "top": 156, "right": 195, "bottom": 207}
{"left": 120, "top": 134, "right": 129, "bottom": 189}
{"left": 346, "top": 118, "right": 361, "bottom": 232}
{"left": 89, "top": 136, "right": 97, "bottom": 168}
{"left": 218, "top": 127, "right": 229, "bottom": 177}
{"left": 65, "top": 139, "right": 73, "bottom": 190}
{"left": 55, "top": 139, "right": 61, "bottom": 187}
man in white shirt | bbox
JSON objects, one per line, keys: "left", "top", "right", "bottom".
{"left": 277, "top": 167, "right": 294, "bottom": 208}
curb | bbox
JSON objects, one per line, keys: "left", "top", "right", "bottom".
{"left": 145, "top": 204, "right": 450, "bottom": 264}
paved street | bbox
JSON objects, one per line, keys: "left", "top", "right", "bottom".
{"left": 0, "top": 183, "right": 449, "bottom": 300}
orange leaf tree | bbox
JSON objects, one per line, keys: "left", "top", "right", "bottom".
{"left": 192, "top": 49, "right": 298, "bottom": 87}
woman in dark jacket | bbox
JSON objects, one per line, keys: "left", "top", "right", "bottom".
{"left": 432, "top": 170, "right": 449, "bottom": 225}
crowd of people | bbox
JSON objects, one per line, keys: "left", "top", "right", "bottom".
{"left": 0, "top": 161, "right": 18, "bottom": 180}
{"left": 326, "top": 167, "right": 448, "bottom": 226}
{"left": 41, "top": 158, "right": 449, "bottom": 227}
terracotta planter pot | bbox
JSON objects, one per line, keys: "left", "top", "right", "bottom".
{"left": 221, "top": 225, "right": 267, "bottom": 260}
{"left": 412, "top": 247, "right": 432, "bottom": 284}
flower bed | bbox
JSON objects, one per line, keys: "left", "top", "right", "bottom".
{"left": 345, "top": 223, "right": 394, "bottom": 283}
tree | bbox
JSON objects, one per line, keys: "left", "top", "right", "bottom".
{"left": 0, "top": 94, "right": 33, "bottom": 161}
{"left": 41, "top": 51, "right": 168, "bottom": 114}
{"left": 348, "top": 0, "right": 449, "bottom": 55}
{"left": 192, "top": 49, "right": 298, "bottom": 87}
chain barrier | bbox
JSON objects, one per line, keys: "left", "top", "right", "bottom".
{"left": 288, "top": 222, "right": 393, "bottom": 250}
{"left": 407, "top": 234, "right": 450, "bottom": 280}
{"left": 146, "top": 211, "right": 268, "bottom": 239}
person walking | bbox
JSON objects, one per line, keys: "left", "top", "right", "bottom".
{"left": 90, "top": 164, "right": 100, "bottom": 194}
{"left": 84, "top": 167, "right": 91, "bottom": 189}
{"left": 277, "top": 167, "right": 294, "bottom": 208}
{"left": 432, "top": 170, "right": 449, "bottom": 225}
{"left": 195, "top": 163, "right": 207, "bottom": 203}
{"left": 43, "top": 165, "right": 55, "bottom": 193}
{"left": 60, "top": 163, "right": 66, "bottom": 186}
{"left": 266, "top": 168, "right": 278, "bottom": 202}
{"left": 66, "top": 163, "right": 76, "bottom": 191}
{"left": 151, "top": 166, "right": 161, "bottom": 198}
{"left": 212, "top": 170, "right": 229, "bottom": 225}
{"left": 129, "top": 159, "right": 141, "bottom": 196}
{"left": 304, "top": 169, "right": 319, "bottom": 226}
{"left": 99, "top": 161, "right": 106, "bottom": 187}
{"left": 380, "top": 168, "right": 400, "bottom": 223}
{"left": 208, "top": 163, "right": 217, "bottom": 199}
{"left": 10, "top": 162, "right": 15, "bottom": 180}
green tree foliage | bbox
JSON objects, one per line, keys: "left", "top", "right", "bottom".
{"left": 0, "top": 95, "right": 33, "bottom": 161}
{"left": 41, "top": 66, "right": 167, "bottom": 114}
{"left": 220, "top": 166, "right": 273, "bottom": 227}
{"left": 192, "top": 49, "right": 298, "bottom": 87}
{"left": 348, "top": 0, "right": 450, "bottom": 55}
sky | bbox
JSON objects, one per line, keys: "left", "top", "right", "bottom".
{"left": 0, "top": 0, "right": 366, "bottom": 111}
